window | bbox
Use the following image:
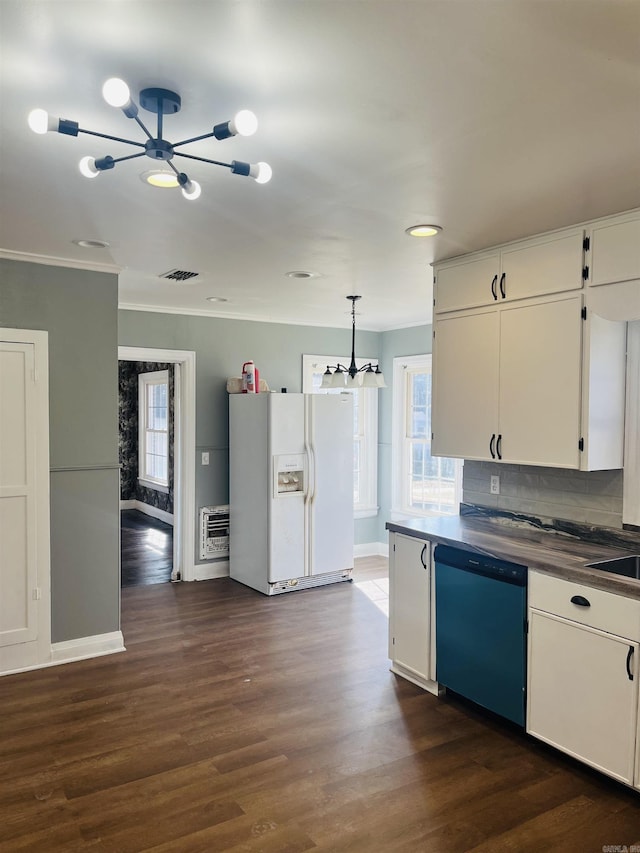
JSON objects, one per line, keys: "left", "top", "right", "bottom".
{"left": 138, "top": 370, "right": 169, "bottom": 492}
{"left": 392, "top": 354, "right": 462, "bottom": 516}
{"left": 623, "top": 321, "right": 640, "bottom": 526}
{"left": 302, "top": 355, "right": 378, "bottom": 517}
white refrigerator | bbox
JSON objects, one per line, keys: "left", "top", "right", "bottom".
{"left": 229, "top": 392, "right": 354, "bottom": 595}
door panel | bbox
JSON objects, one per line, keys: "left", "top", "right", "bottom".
{"left": 308, "top": 394, "right": 354, "bottom": 576}
{"left": 0, "top": 343, "right": 37, "bottom": 646}
{"left": 391, "top": 534, "right": 430, "bottom": 681}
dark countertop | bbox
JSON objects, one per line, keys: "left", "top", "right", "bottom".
{"left": 386, "top": 512, "right": 640, "bottom": 601}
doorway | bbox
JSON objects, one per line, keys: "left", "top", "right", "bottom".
{"left": 118, "top": 347, "right": 196, "bottom": 584}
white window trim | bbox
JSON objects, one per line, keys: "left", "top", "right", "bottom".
{"left": 391, "top": 353, "right": 463, "bottom": 519}
{"left": 138, "top": 369, "right": 170, "bottom": 493}
{"left": 302, "top": 354, "right": 378, "bottom": 518}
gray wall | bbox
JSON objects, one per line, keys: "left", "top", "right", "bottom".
{"left": 118, "top": 309, "right": 381, "bottom": 552}
{"left": 1, "top": 259, "right": 120, "bottom": 643}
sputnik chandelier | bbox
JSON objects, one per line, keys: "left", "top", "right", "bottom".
{"left": 321, "top": 296, "right": 386, "bottom": 389}
{"left": 28, "top": 78, "right": 272, "bottom": 200}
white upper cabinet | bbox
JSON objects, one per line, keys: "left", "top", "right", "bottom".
{"left": 433, "top": 253, "right": 499, "bottom": 313}
{"left": 434, "top": 230, "right": 585, "bottom": 314}
{"left": 590, "top": 217, "right": 640, "bottom": 286}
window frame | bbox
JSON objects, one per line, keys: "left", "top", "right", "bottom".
{"left": 391, "top": 353, "right": 463, "bottom": 518}
{"left": 138, "top": 369, "right": 170, "bottom": 493}
{"left": 302, "top": 354, "right": 378, "bottom": 518}
{"left": 623, "top": 321, "right": 640, "bottom": 526}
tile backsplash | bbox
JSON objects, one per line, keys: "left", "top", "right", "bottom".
{"left": 462, "top": 461, "right": 624, "bottom": 529}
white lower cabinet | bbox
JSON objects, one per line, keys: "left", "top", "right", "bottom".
{"left": 388, "top": 532, "right": 438, "bottom": 694}
{"left": 527, "top": 571, "right": 640, "bottom": 787}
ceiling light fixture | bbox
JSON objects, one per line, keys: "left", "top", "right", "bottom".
{"left": 28, "top": 78, "right": 272, "bottom": 201}
{"left": 405, "top": 224, "right": 443, "bottom": 237}
{"left": 73, "top": 238, "right": 110, "bottom": 249}
{"left": 321, "top": 296, "right": 386, "bottom": 389}
{"left": 140, "top": 169, "right": 180, "bottom": 188}
{"left": 286, "top": 270, "right": 319, "bottom": 279}
{"left": 206, "top": 296, "right": 228, "bottom": 303}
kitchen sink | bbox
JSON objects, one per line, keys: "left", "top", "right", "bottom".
{"left": 586, "top": 555, "right": 640, "bottom": 579}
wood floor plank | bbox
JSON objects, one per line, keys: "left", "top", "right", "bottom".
{"left": 2, "top": 561, "right": 640, "bottom": 851}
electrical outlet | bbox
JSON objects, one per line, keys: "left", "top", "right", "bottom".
{"left": 490, "top": 475, "right": 500, "bottom": 495}
{"left": 201, "top": 452, "right": 210, "bottom": 466}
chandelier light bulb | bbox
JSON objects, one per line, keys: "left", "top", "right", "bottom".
{"left": 181, "top": 179, "right": 201, "bottom": 201}
{"left": 78, "top": 156, "right": 100, "bottom": 178}
{"left": 28, "top": 108, "right": 55, "bottom": 134}
{"left": 252, "top": 162, "right": 272, "bottom": 184}
{"left": 231, "top": 110, "right": 258, "bottom": 137}
{"left": 102, "top": 78, "right": 131, "bottom": 108}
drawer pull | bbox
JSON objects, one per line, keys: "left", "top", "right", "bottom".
{"left": 420, "top": 544, "right": 427, "bottom": 569}
{"left": 491, "top": 275, "right": 498, "bottom": 300}
{"left": 627, "top": 646, "right": 635, "bottom": 681}
{"left": 570, "top": 595, "right": 591, "bottom": 608}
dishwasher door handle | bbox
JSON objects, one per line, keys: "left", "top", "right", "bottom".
{"left": 570, "top": 595, "right": 591, "bottom": 607}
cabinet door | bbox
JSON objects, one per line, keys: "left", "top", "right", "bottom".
{"left": 499, "top": 232, "right": 584, "bottom": 302}
{"left": 432, "top": 309, "right": 499, "bottom": 460}
{"left": 434, "top": 254, "right": 499, "bottom": 313}
{"left": 389, "top": 533, "right": 430, "bottom": 682}
{"left": 498, "top": 294, "right": 582, "bottom": 467}
{"left": 527, "top": 609, "right": 638, "bottom": 785}
{"left": 590, "top": 218, "right": 640, "bottom": 286}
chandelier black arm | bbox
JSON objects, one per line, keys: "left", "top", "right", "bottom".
{"left": 133, "top": 114, "right": 154, "bottom": 142}
{"left": 172, "top": 132, "right": 217, "bottom": 148}
{"left": 78, "top": 127, "right": 146, "bottom": 148}
{"left": 108, "top": 151, "right": 147, "bottom": 165}
{"left": 173, "top": 151, "right": 233, "bottom": 169}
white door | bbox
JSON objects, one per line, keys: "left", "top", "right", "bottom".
{"left": 307, "top": 394, "right": 354, "bottom": 576}
{"left": 435, "top": 254, "right": 499, "bottom": 313}
{"left": 0, "top": 333, "right": 51, "bottom": 665}
{"left": 528, "top": 609, "right": 638, "bottom": 785}
{"left": 431, "top": 309, "right": 499, "bottom": 460}
{"left": 389, "top": 533, "right": 430, "bottom": 682}
{"left": 590, "top": 218, "right": 640, "bottom": 286}
{"left": 498, "top": 294, "right": 582, "bottom": 467}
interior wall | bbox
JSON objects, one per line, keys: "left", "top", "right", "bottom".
{"left": 117, "top": 309, "right": 381, "bottom": 555}
{"left": 1, "top": 259, "right": 120, "bottom": 643}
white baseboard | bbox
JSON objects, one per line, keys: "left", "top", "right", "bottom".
{"left": 193, "top": 560, "right": 230, "bottom": 581}
{"left": 120, "top": 500, "right": 173, "bottom": 526}
{"left": 51, "top": 631, "right": 126, "bottom": 665}
{"left": 354, "top": 541, "right": 389, "bottom": 558}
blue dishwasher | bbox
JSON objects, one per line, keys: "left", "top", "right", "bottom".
{"left": 434, "top": 543, "right": 527, "bottom": 726}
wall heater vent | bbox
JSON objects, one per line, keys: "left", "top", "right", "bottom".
{"left": 199, "top": 505, "right": 230, "bottom": 560}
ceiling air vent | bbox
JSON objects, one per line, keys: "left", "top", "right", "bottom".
{"left": 161, "top": 269, "right": 199, "bottom": 283}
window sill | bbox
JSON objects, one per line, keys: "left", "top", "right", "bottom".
{"left": 355, "top": 506, "right": 379, "bottom": 520}
{"left": 390, "top": 507, "right": 459, "bottom": 521}
{"left": 138, "top": 478, "right": 169, "bottom": 494}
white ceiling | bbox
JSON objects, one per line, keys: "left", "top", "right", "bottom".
{"left": 1, "top": 0, "right": 639, "bottom": 332}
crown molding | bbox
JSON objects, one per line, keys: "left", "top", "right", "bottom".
{"left": 0, "top": 248, "right": 121, "bottom": 274}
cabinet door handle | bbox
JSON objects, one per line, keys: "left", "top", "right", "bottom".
{"left": 570, "top": 594, "right": 591, "bottom": 607}
{"left": 491, "top": 275, "right": 498, "bottom": 301}
{"left": 489, "top": 434, "right": 496, "bottom": 459}
{"left": 627, "top": 646, "right": 635, "bottom": 681}
{"left": 496, "top": 434, "right": 502, "bottom": 459}
{"left": 499, "top": 272, "right": 506, "bottom": 298}
{"left": 420, "top": 544, "right": 427, "bottom": 569}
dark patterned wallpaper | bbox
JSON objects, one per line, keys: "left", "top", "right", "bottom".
{"left": 118, "top": 361, "right": 174, "bottom": 514}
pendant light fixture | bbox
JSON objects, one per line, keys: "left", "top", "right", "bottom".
{"left": 28, "top": 78, "right": 272, "bottom": 201}
{"left": 321, "top": 296, "right": 386, "bottom": 389}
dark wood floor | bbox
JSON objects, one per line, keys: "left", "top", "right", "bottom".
{"left": 2, "top": 564, "right": 640, "bottom": 851}
{"left": 121, "top": 509, "right": 173, "bottom": 587}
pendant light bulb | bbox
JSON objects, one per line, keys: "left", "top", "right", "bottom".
{"left": 181, "top": 179, "right": 201, "bottom": 201}
{"left": 28, "top": 108, "right": 56, "bottom": 134}
{"left": 231, "top": 110, "right": 258, "bottom": 137}
{"left": 252, "top": 162, "right": 272, "bottom": 184}
{"left": 79, "top": 156, "right": 100, "bottom": 178}
{"left": 102, "top": 78, "right": 131, "bottom": 108}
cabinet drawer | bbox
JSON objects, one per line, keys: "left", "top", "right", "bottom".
{"left": 529, "top": 571, "right": 640, "bottom": 640}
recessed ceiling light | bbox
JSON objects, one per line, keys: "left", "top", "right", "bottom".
{"left": 405, "top": 224, "right": 443, "bottom": 237}
{"left": 73, "top": 239, "right": 110, "bottom": 249}
{"left": 286, "top": 270, "right": 319, "bottom": 279}
{"left": 140, "top": 170, "right": 180, "bottom": 188}
{"left": 206, "top": 296, "right": 228, "bottom": 303}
